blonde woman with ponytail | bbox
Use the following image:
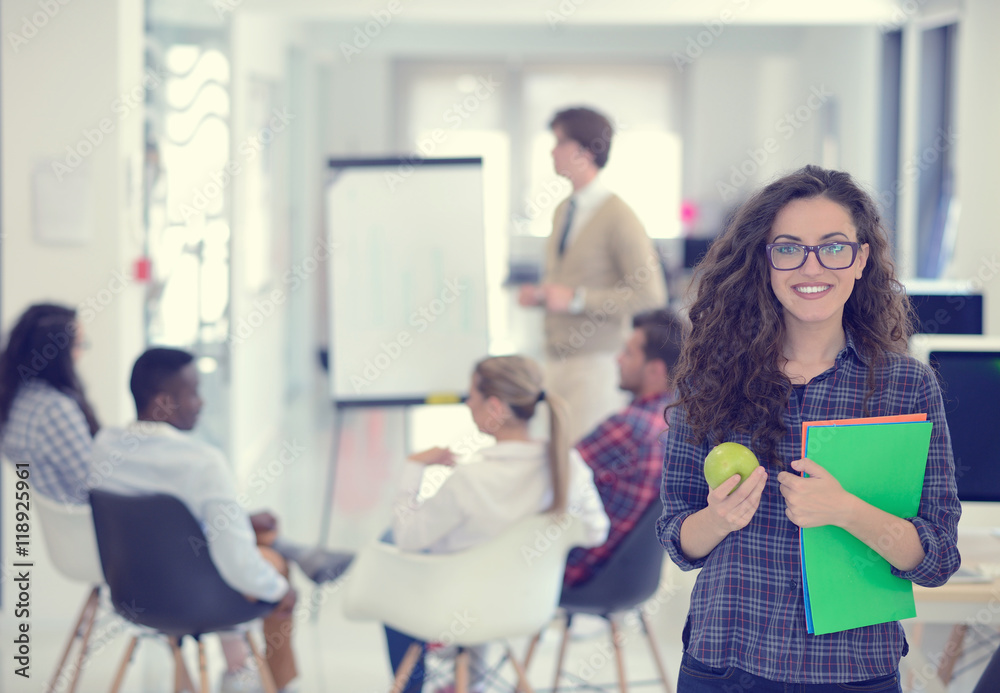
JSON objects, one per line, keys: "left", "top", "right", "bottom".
{"left": 385, "top": 355, "right": 609, "bottom": 693}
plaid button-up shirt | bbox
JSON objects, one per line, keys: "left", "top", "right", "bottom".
{"left": 564, "top": 391, "right": 673, "bottom": 587}
{"left": 2, "top": 380, "right": 94, "bottom": 504}
{"left": 658, "top": 333, "right": 961, "bottom": 683}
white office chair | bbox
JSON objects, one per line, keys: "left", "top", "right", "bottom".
{"left": 34, "top": 491, "right": 106, "bottom": 693}
{"left": 343, "top": 512, "right": 587, "bottom": 693}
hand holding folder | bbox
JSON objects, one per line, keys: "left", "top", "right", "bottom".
{"left": 797, "top": 414, "right": 932, "bottom": 635}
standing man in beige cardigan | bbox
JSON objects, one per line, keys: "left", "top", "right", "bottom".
{"left": 519, "top": 107, "right": 667, "bottom": 444}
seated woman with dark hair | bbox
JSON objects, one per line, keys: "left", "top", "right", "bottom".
{"left": 0, "top": 303, "right": 99, "bottom": 504}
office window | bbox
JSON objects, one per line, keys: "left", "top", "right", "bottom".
{"left": 877, "top": 31, "right": 902, "bottom": 234}
{"left": 147, "top": 41, "right": 232, "bottom": 346}
{"left": 400, "top": 63, "right": 682, "bottom": 240}
{"left": 402, "top": 66, "right": 506, "bottom": 142}
{"left": 916, "top": 23, "right": 957, "bottom": 278}
{"left": 878, "top": 21, "right": 958, "bottom": 278}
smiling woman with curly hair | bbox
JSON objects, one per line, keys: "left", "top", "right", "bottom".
{"left": 658, "top": 165, "right": 961, "bottom": 692}
{"left": 675, "top": 165, "right": 912, "bottom": 467}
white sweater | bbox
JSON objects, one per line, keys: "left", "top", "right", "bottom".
{"left": 391, "top": 440, "right": 610, "bottom": 554}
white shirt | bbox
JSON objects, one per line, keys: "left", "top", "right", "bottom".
{"left": 391, "top": 440, "right": 610, "bottom": 554}
{"left": 92, "top": 422, "right": 288, "bottom": 602}
{"left": 560, "top": 176, "right": 614, "bottom": 251}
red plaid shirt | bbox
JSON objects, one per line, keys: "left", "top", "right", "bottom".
{"left": 563, "top": 391, "right": 674, "bottom": 587}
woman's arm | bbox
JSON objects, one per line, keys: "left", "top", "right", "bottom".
{"left": 566, "top": 450, "right": 610, "bottom": 547}
{"left": 391, "top": 456, "right": 467, "bottom": 552}
{"left": 41, "top": 395, "right": 94, "bottom": 503}
{"left": 658, "top": 407, "right": 768, "bottom": 567}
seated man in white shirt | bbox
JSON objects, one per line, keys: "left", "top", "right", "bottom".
{"left": 93, "top": 348, "right": 336, "bottom": 692}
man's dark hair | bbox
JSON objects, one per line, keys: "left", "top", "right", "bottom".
{"left": 549, "top": 107, "right": 614, "bottom": 168}
{"left": 633, "top": 309, "right": 683, "bottom": 371}
{"left": 130, "top": 348, "right": 195, "bottom": 414}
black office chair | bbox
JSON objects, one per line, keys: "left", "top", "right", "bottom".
{"left": 524, "top": 501, "right": 674, "bottom": 692}
{"left": 89, "top": 489, "right": 279, "bottom": 693}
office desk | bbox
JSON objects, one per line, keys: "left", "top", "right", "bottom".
{"left": 903, "top": 529, "right": 1000, "bottom": 692}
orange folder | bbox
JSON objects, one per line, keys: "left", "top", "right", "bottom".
{"left": 800, "top": 413, "right": 928, "bottom": 458}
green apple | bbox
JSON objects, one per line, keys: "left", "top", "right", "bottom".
{"left": 704, "top": 442, "right": 760, "bottom": 493}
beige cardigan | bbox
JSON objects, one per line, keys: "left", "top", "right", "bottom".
{"left": 543, "top": 194, "right": 667, "bottom": 359}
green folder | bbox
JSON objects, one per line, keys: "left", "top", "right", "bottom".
{"left": 801, "top": 420, "right": 933, "bottom": 635}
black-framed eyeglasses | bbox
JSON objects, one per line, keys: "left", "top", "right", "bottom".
{"left": 765, "top": 242, "right": 861, "bottom": 271}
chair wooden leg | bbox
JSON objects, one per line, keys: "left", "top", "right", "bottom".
{"left": 455, "top": 648, "right": 470, "bottom": 693}
{"left": 523, "top": 630, "right": 542, "bottom": 673}
{"left": 66, "top": 595, "right": 100, "bottom": 693}
{"left": 108, "top": 636, "right": 139, "bottom": 693}
{"left": 389, "top": 642, "right": 423, "bottom": 693}
{"left": 938, "top": 623, "right": 969, "bottom": 684}
{"left": 197, "top": 640, "right": 210, "bottom": 693}
{"left": 506, "top": 644, "right": 537, "bottom": 693}
{"left": 53, "top": 586, "right": 100, "bottom": 693}
{"left": 246, "top": 631, "right": 279, "bottom": 693}
{"left": 169, "top": 637, "right": 196, "bottom": 693}
{"left": 639, "top": 611, "right": 673, "bottom": 693}
{"left": 552, "top": 614, "right": 573, "bottom": 693}
{"left": 609, "top": 617, "right": 628, "bottom": 693}
{"left": 907, "top": 622, "right": 924, "bottom": 692}
{"left": 47, "top": 586, "right": 99, "bottom": 693}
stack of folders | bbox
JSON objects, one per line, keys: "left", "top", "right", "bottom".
{"left": 799, "top": 414, "right": 932, "bottom": 635}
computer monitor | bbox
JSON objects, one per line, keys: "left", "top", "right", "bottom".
{"left": 910, "top": 335, "right": 1000, "bottom": 504}
{"left": 683, "top": 237, "right": 714, "bottom": 269}
{"left": 904, "top": 280, "right": 984, "bottom": 335}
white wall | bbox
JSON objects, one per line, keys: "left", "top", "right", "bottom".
{"left": 324, "top": 57, "right": 394, "bottom": 155}
{"left": 1, "top": 0, "right": 145, "bottom": 425}
{"left": 228, "top": 12, "right": 298, "bottom": 476}
{"left": 951, "top": 0, "right": 1000, "bottom": 335}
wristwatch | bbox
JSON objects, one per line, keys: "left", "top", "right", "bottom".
{"left": 568, "top": 287, "right": 586, "bottom": 315}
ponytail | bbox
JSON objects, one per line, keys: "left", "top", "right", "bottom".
{"left": 473, "top": 355, "right": 570, "bottom": 512}
{"left": 542, "top": 390, "right": 570, "bottom": 513}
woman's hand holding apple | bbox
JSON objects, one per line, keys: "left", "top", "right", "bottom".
{"left": 679, "top": 466, "right": 769, "bottom": 561}
{"left": 704, "top": 466, "right": 769, "bottom": 534}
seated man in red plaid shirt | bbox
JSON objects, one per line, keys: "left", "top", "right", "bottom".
{"left": 563, "top": 308, "right": 682, "bottom": 587}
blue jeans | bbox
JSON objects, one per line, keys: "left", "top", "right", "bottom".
{"left": 677, "top": 653, "right": 902, "bottom": 693}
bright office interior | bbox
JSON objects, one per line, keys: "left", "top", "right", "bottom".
{"left": 2, "top": 0, "right": 1000, "bottom": 691}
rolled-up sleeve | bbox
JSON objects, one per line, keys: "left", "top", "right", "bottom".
{"left": 891, "top": 367, "right": 962, "bottom": 587}
{"left": 199, "top": 459, "right": 287, "bottom": 602}
{"left": 657, "top": 406, "right": 712, "bottom": 571}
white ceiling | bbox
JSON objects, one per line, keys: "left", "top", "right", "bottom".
{"left": 240, "top": 0, "right": 905, "bottom": 24}
{"left": 161, "top": 0, "right": 921, "bottom": 27}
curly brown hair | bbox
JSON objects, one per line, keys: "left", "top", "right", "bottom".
{"left": 670, "top": 165, "right": 913, "bottom": 467}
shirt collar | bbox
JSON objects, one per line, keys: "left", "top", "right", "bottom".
{"left": 839, "top": 328, "right": 868, "bottom": 366}
{"left": 126, "top": 420, "right": 186, "bottom": 439}
{"left": 480, "top": 439, "right": 545, "bottom": 460}
{"left": 571, "top": 175, "right": 609, "bottom": 205}
{"left": 632, "top": 390, "right": 675, "bottom": 407}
